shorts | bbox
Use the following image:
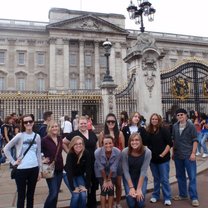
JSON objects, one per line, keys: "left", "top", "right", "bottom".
{"left": 98, "top": 177, "right": 116, "bottom": 196}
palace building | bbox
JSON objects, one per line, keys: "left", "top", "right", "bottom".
{"left": 0, "top": 8, "right": 208, "bottom": 123}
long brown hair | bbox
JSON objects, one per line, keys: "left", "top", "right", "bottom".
{"left": 146, "top": 113, "right": 162, "bottom": 134}
{"left": 128, "top": 132, "right": 144, "bottom": 155}
{"left": 129, "top": 112, "right": 141, "bottom": 127}
{"left": 68, "top": 136, "right": 85, "bottom": 164}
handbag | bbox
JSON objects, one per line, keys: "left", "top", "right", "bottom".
{"left": 41, "top": 141, "right": 61, "bottom": 179}
{"left": 10, "top": 133, "right": 37, "bottom": 179}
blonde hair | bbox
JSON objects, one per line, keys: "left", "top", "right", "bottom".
{"left": 46, "top": 120, "right": 60, "bottom": 136}
{"left": 68, "top": 136, "right": 85, "bottom": 164}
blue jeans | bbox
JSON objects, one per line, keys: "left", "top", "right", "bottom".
{"left": 123, "top": 176, "right": 148, "bottom": 208}
{"left": 200, "top": 133, "right": 208, "bottom": 154}
{"left": 174, "top": 158, "right": 198, "bottom": 200}
{"left": 64, "top": 173, "right": 87, "bottom": 208}
{"left": 150, "top": 161, "right": 172, "bottom": 201}
{"left": 197, "top": 132, "right": 202, "bottom": 153}
{"left": 44, "top": 171, "right": 63, "bottom": 208}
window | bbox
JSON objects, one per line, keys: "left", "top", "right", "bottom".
{"left": 17, "top": 78, "right": 25, "bottom": 91}
{"left": 85, "top": 54, "right": 92, "bottom": 67}
{"left": 37, "top": 78, "right": 45, "bottom": 91}
{"left": 0, "top": 77, "right": 5, "bottom": 90}
{"left": 69, "top": 53, "right": 77, "bottom": 66}
{"left": 70, "top": 79, "right": 78, "bottom": 90}
{"left": 0, "top": 51, "right": 5, "bottom": 64}
{"left": 85, "top": 78, "right": 93, "bottom": 89}
{"left": 37, "top": 53, "right": 45, "bottom": 65}
{"left": 18, "top": 52, "right": 25, "bottom": 65}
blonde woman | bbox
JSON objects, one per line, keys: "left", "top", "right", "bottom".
{"left": 64, "top": 136, "right": 91, "bottom": 208}
{"left": 41, "top": 120, "right": 63, "bottom": 208}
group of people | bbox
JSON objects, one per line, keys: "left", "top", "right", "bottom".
{"left": 1, "top": 108, "right": 203, "bottom": 208}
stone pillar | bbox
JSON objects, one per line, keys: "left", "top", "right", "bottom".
{"left": 94, "top": 41, "right": 100, "bottom": 89}
{"left": 49, "top": 38, "right": 56, "bottom": 90}
{"left": 100, "top": 82, "right": 117, "bottom": 119}
{"left": 136, "top": 51, "right": 163, "bottom": 120}
{"left": 63, "top": 38, "right": 69, "bottom": 89}
{"left": 124, "top": 33, "right": 165, "bottom": 121}
{"left": 79, "top": 40, "right": 84, "bottom": 89}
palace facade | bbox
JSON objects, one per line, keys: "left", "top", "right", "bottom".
{"left": 0, "top": 8, "right": 208, "bottom": 122}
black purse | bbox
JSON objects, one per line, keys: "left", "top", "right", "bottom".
{"left": 11, "top": 133, "right": 37, "bottom": 179}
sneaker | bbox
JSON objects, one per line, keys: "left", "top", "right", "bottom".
{"left": 195, "top": 152, "right": 201, "bottom": 156}
{"left": 164, "top": 200, "right": 172, "bottom": 206}
{"left": 192, "top": 199, "right": 199, "bottom": 207}
{"left": 202, "top": 153, "right": 208, "bottom": 158}
{"left": 150, "top": 197, "right": 157, "bottom": 203}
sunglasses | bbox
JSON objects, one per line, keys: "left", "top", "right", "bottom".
{"left": 106, "top": 120, "right": 116, "bottom": 124}
{"left": 23, "top": 120, "right": 33, "bottom": 125}
{"left": 177, "top": 113, "right": 184, "bottom": 117}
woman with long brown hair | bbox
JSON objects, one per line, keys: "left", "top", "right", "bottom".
{"left": 146, "top": 113, "right": 172, "bottom": 206}
{"left": 4, "top": 114, "right": 41, "bottom": 208}
{"left": 122, "top": 132, "right": 151, "bottom": 208}
{"left": 122, "top": 112, "right": 147, "bottom": 147}
{"left": 64, "top": 136, "right": 91, "bottom": 208}
{"left": 98, "top": 113, "right": 124, "bottom": 208}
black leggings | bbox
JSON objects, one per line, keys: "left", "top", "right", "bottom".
{"left": 15, "top": 167, "right": 39, "bottom": 208}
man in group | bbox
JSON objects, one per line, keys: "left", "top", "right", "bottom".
{"left": 38, "top": 111, "right": 53, "bottom": 139}
{"left": 172, "top": 108, "right": 199, "bottom": 207}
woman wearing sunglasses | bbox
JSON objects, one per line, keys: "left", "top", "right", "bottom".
{"left": 41, "top": 120, "right": 63, "bottom": 208}
{"left": 4, "top": 114, "right": 42, "bottom": 208}
{"left": 98, "top": 113, "right": 124, "bottom": 208}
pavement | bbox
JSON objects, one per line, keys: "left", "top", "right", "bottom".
{"left": 0, "top": 153, "right": 208, "bottom": 208}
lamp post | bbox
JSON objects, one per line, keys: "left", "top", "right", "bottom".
{"left": 127, "top": 0, "right": 156, "bottom": 33}
{"left": 102, "top": 38, "right": 113, "bottom": 82}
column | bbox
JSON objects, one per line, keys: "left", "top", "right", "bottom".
{"left": 49, "top": 37, "right": 56, "bottom": 90}
{"left": 94, "top": 41, "right": 100, "bottom": 89}
{"left": 63, "top": 38, "right": 69, "bottom": 89}
{"left": 79, "top": 40, "right": 84, "bottom": 89}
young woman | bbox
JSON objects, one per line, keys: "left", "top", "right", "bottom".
{"left": 4, "top": 114, "right": 42, "bottom": 208}
{"left": 122, "top": 112, "right": 147, "bottom": 147}
{"left": 41, "top": 120, "right": 63, "bottom": 208}
{"left": 122, "top": 132, "right": 151, "bottom": 208}
{"left": 95, "top": 135, "right": 121, "bottom": 208}
{"left": 145, "top": 113, "right": 173, "bottom": 206}
{"left": 98, "top": 113, "right": 124, "bottom": 208}
{"left": 63, "top": 116, "right": 98, "bottom": 208}
{"left": 64, "top": 136, "right": 91, "bottom": 208}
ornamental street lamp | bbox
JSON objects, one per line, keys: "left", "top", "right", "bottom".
{"left": 102, "top": 38, "right": 113, "bottom": 82}
{"left": 127, "top": 0, "right": 156, "bottom": 33}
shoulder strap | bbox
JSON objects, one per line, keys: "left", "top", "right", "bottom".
{"left": 22, "top": 133, "right": 37, "bottom": 159}
{"left": 53, "top": 140, "right": 61, "bottom": 162}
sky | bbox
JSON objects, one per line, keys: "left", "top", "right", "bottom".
{"left": 0, "top": 0, "right": 207, "bottom": 37}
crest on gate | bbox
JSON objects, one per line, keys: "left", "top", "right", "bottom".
{"left": 172, "top": 76, "right": 190, "bottom": 99}
{"left": 203, "top": 79, "right": 208, "bottom": 96}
